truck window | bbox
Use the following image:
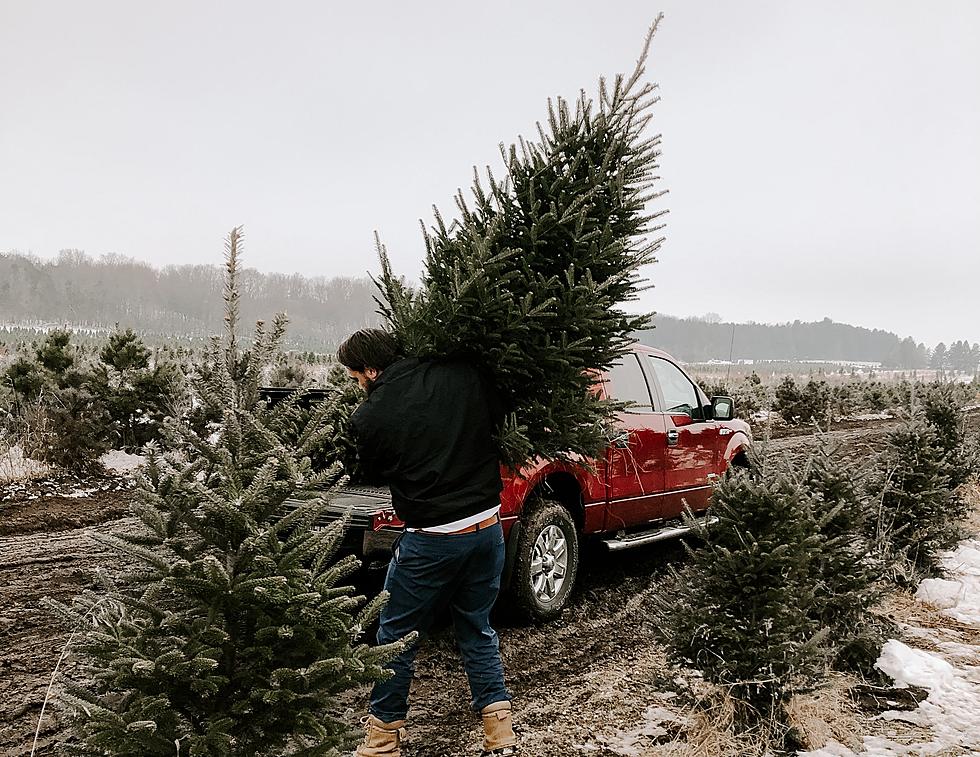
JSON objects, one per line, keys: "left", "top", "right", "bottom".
{"left": 648, "top": 356, "right": 700, "bottom": 418}
{"left": 605, "top": 354, "right": 655, "bottom": 412}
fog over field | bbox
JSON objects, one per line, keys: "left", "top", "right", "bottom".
{"left": 1, "top": 2, "right": 978, "bottom": 343}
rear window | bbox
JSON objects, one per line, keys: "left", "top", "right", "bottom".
{"left": 604, "top": 354, "right": 655, "bottom": 412}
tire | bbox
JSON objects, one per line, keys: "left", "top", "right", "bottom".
{"left": 510, "top": 499, "right": 580, "bottom": 622}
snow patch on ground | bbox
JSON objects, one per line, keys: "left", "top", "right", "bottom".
{"left": 935, "top": 542, "right": 980, "bottom": 626}
{"left": 800, "top": 539, "right": 980, "bottom": 757}
{"left": 915, "top": 578, "right": 965, "bottom": 610}
{"left": 576, "top": 700, "right": 687, "bottom": 755}
{"left": 99, "top": 449, "right": 145, "bottom": 474}
{"left": 846, "top": 412, "right": 893, "bottom": 422}
{"left": 0, "top": 445, "right": 50, "bottom": 483}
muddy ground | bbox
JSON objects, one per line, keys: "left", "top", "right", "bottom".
{"left": 1, "top": 414, "right": 978, "bottom": 757}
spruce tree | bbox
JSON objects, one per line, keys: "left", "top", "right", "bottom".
{"left": 93, "top": 327, "right": 183, "bottom": 449}
{"left": 45, "top": 228, "right": 408, "bottom": 756}
{"left": 870, "top": 407, "right": 966, "bottom": 584}
{"left": 3, "top": 356, "right": 45, "bottom": 404}
{"left": 922, "top": 382, "right": 975, "bottom": 486}
{"left": 800, "top": 439, "right": 888, "bottom": 674}
{"left": 36, "top": 328, "right": 75, "bottom": 376}
{"left": 100, "top": 327, "right": 152, "bottom": 372}
{"left": 375, "top": 18, "right": 667, "bottom": 467}
{"left": 659, "top": 456, "right": 827, "bottom": 722}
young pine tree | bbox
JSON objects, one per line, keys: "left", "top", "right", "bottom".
{"left": 375, "top": 18, "right": 667, "bottom": 467}
{"left": 922, "top": 382, "right": 976, "bottom": 486}
{"left": 45, "top": 228, "right": 407, "bottom": 756}
{"left": 800, "top": 439, "right": 889, "bottom": 674}
{"left": 659, "top": 456, "right": 827, "bottom": 724}
{"left": 93, "top": 327, "right": 184, "bottom": 449}
{"left": 36, "top": 328, "right": 75, "bottom": 376}
{"left": 870, "top": 407, "right": 966, "bottom": 584}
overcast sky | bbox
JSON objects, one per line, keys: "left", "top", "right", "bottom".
{"left": 2, "top": 1, "right": 978, "bottom": 347}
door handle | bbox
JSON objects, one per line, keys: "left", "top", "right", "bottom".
{"left": 667, "top": 429, "right": 679, "bottom": 446}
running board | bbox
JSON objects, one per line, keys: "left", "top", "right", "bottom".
{"left": 602, "top": 515, "right": 718, "bottom": 552}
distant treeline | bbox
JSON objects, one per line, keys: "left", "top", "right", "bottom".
{"left": 0, "top": 250, "right": 380, "bottom": 349}
{"left": 639, "top": 316, "right": 978, "bottom": 372}
{"left": 2, "top": 250, "right": 976, "bottom": 369}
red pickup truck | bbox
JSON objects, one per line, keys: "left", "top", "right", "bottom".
{"left": 284, "top": 344, "right": 752, "bottom": 621}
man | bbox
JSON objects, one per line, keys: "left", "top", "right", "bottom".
{"left": 337, "top": 328, "right": 518, "bottom": 757}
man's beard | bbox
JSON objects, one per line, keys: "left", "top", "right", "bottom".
{"left": 364, "top": 376, "right": 378, "bottom": 394}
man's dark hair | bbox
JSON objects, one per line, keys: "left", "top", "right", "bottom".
{"left": 337, "top": 329, "right": 401, "bottom": 372}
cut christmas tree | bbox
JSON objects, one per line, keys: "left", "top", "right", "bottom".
{"left": 374, "top": 17, "right": 668, "bottom": 468}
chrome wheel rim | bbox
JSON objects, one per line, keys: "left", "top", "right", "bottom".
{"left": 529, "top": 525, "right": 568, "bottom": 603}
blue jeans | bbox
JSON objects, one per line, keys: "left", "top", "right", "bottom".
{"left": 369, "top": 521, "right": 511, "bottom": 722}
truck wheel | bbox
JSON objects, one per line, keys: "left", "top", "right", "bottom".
{"left": 510, "top": 499, "right": 580, "bottom": 622}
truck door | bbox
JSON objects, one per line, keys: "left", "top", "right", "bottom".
{"left": 602, "top": 354, "right": 668, "bottom": 531}
{"left": 643, "top": 355, "right": 719, "bottom": 516}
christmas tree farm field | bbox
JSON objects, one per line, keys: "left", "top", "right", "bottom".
{"left": 3, "top": 412, "right": 980, "bottom": 756}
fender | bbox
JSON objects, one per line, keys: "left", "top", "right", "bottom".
{"left": 500, "top": 458, "right": 600, "bottom": 518}
{"left": 722, "top": 432, "right": 752, "bottom": 467}
{"left": 500, "top": 520, "right": 522, "bottom": 590}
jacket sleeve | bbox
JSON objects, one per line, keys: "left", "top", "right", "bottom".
{"left": 350, "top": 405, "right": 388, "bottom": 485}
{"left": 478, "top": 366, "right": 506, "bottom": 434}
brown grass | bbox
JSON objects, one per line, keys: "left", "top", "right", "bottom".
{"left": 784, "top": 673, "right": 863, "bottom": 752}
{"left": 657, "top": 686, "right": 770, "bottom": 757}
{"left": 959, "top": 481, "right": 980, "bottom": 536}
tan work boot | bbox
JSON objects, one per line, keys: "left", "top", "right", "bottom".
{"left": 354, "top": 714, "right": 407, "bottom": 757}
{"left": 480, "top": 700, "right": 518, "bottom": 756}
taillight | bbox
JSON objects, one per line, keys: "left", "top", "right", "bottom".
{"left": 371, "top": 509, "right": 399, "bottom": 531}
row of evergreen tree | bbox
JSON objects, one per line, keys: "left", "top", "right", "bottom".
{"left": 1, "top": 328, "right": 182, "bottom": 471}
{"left": 658, "top": 385, "right": 979, "bottom": 748}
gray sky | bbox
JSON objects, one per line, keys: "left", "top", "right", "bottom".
{"left": 2, "top": 1, "right": 978, "bottom": 347}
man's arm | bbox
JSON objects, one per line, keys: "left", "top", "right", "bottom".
{"left": 478, "top": 366, "right": 507, "bottom": 435}
{"left": 350, "top": 406, "right": 388, "bottom": 485}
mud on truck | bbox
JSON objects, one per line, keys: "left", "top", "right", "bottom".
{"left": 269, "top": 344, "right": 752, "bottom": 622}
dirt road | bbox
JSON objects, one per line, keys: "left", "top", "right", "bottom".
{"left": 0, "top": 416, "right": 975, "bottom": 756}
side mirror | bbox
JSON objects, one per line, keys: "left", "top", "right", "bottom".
{"left": 711, "top": 395, "right": 735, "bottom": 421}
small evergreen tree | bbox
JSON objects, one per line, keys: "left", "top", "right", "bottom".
{"left": 36, "top": 328, "right": 75, "bottom": 375}
{"left": 375, "top": 19, "right": 667, "bottom": 467}
{"left": 267, "top": 359, "right": 309, "bottom": 389}
{"left": 21, "top": 386, "right": 112, "bottom": 473}
{"left": 94, "top": 327, "right": 183, "bottom": 449}
{"left": 774, "top": 376, "right": 831, "bottom": 426}
{"left": 800, "top": 439, "right": 889, "bottom": 674}
{"left": 3, "top": 348, "right": 112, "bottom": 472}
{"left": 100, "top": 327, "right": 152, "bottom": 372}
{"left": 870, "top": 408, "right": 966, "bottom": 584}
{"left": 3, "top": 356, "right": 45, "bottom": 403}
{"left": 658, "top": 456, "right": 827, "bottom": 725}
{"left": 45, "top": 228, "right": 408, "bottom": 756}
{"left": 922, "top": 382, "right": 975, "bottom": 486}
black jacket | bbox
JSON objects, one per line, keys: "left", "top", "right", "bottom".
{"left": 350, "top": 357, "right": 503, "bottom": 529}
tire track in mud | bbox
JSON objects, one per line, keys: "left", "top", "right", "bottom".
{"left": 0, "top": 517, "right": 137, "bottom": 755}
